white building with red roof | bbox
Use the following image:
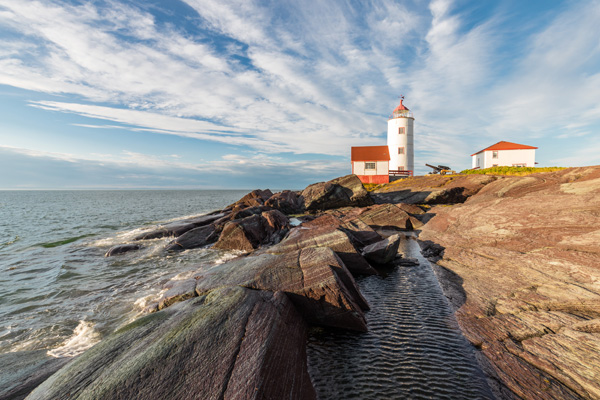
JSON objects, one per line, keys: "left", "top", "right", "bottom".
{"left": 351, "top": 146, "right": 390, "bottom": 184}
{"left": 471, "top": 141, "right": 537, "bottom": 169}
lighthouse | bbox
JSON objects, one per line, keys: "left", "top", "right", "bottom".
{"left": 387, "top": 96, "right": 414, "bottom": 174}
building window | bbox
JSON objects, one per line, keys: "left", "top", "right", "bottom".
{"left": 492, "top": 164, "right": 498, "bottom": 167}
{"left": 513, "top": 163, "right": 526, "bottom": 167}
{"left": 398, "top": 166, "right": 404, "bottom": 171}
{"left": 492, "top": 151, "right": 498, "bottom": 159}
{"left": 365, "top": 162, "right": 376, "bottom": 170}
{"left": 398, "top": 147, "right": 404, "bottom": 155}
{"left": 398, "top": 127, "right": 405, "bottom": 134}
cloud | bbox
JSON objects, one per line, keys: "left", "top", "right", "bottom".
{"left": 0, "top": 145, "right": 347, "bottom": 189}
{"left": 0, "top": 0, "right": 599, "bottom": 177}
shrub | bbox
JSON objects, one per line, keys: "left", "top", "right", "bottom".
{"left": 460, "top": 166, "right": 566, "bottom": 176}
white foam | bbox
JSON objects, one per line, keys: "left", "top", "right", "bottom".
{"left": 47, "top": 320, "right": 101, "bottom": 358}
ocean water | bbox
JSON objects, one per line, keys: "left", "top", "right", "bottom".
{"left": 0, "top": 190, "right": 248, "bottom": 357}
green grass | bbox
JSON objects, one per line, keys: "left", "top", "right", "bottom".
{"left": 460, "top": 166, "right": 566, "bottom": 176}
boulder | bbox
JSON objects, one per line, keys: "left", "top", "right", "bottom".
{"left": 212, "top": 214, "right": 266, "bottom": 252}
{"left": 266, "top": 225, "right": 377, "bottom": 276}
{"left": 301, "top": 174, "right": 373, "bottom": 211}
{"left": 27, "top": 287, "right": 316, "bottom": 400}
{"left": 195, "top": 248, "right": 368, "bottom": 330}
{"left": 228, "top": 189, "right": 273, "bottom": 209}
{"left": 361, "top": 234, "right": 401, "bottom": 265}
{"left": 104, "top": 243, "right": 141, "bottom": 257}
{"left": 302, "top": 214, "right": 382, "bottom": 247}
{"left": 164, "top": 224, "right": 219, "bottom": 252}
{"left": 264, "top": 190, "right": 302, "bottom": 214}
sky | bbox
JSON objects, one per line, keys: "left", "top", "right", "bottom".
{"left": 0, "top": 0, "right": 599, "bottom": 189}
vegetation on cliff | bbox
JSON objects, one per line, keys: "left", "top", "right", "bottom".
{"left": 460, "top": 166, "right": 566, "bottom": 176}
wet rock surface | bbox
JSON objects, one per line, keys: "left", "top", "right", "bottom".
{"left": 419, "top": 166, "right": 600, "bottom": 399}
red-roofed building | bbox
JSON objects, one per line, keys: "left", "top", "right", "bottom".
{"left": 351, "top": 146, "right": 390, "bottom": 184}
{"left": 471, "top": 141, "right": 537, "bottom": 169}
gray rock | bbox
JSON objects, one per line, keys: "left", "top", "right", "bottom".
{"left": 27, "top": 287, "right": 316, "bottom": 400}
{"left": 362, "top": 234, "right": 402, "bottom": 264}
{"left": 104, "top": 244, "right": 141, "bottom": 257}
{"left": 164, "top": 224, "right": 219, "bottom": 252}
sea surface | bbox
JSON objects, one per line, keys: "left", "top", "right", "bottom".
{"left": 0, "top": 190, "right": 248, "bottom": 357}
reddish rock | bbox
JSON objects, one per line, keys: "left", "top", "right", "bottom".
{"left": 196, "top": 248, "right": 368, "bottom": 331}
{"left": 349, "top": 203, "right": 412, "bottom": 230}
{"left": 264, "top": 190, "right": 302, "bottom": 214}
{"left": 420, "top": 166, "right": 600, "bottom": 399}
{"left": 228, "top": 189, "right": 273, "bottom": 209}
{"left": 213, "top": 214, "right": 266, "bottom": 252}
{"left": 301, "top": 174, "right": 373, "bottom": 211}
{"left": 230, "top": 205, "right": 272, "bottom": 221}
{"left": 266, "top": 225, "right": 377, "bottom": 276}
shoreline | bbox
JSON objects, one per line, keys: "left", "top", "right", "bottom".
{"left": 4, "top": 167, "right": 599, "bottom": 399}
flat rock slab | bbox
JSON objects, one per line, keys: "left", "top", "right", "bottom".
{"left": 267, "top": 225, "right": 377, "bottom": 276}
{"left": 196, "top": 248, "right": 369, "bottom": 330}
{"left": 27, "top": 287, "right": 316, "bottom": 400}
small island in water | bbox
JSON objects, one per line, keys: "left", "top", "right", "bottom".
{"left": 4, "top": 166, "right": 600, "bottom": 400}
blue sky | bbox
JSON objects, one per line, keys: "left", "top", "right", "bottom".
{"left": 0, "top": 0, "right": 598, "bottom": 189}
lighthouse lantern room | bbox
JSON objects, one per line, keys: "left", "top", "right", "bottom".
{"left": 387, "top": 96, "right": 414, "bottom": 175}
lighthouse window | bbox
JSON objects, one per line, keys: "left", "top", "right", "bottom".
{"left": 398, "top": 127, "right": 405, "bottom": 134}
{"left": 365, "top": 162, "right": 376, "bottom": 170}
{"left": 398, "top": 147, "right": 405, "bottom": 155}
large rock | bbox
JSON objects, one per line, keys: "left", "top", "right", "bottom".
{"left": 213, "top": 214, "right": 267, "bottom": 252}
{"left": 349, "top": 203, "right": 413, "bottom": 230}
{"left": 227, "top": 189, "right": 273, "bottom": 209}
{"left": 266, "top": 225, "right": 377, "bottom": 276}
{"left": 419, "top": 166, "right": 600, "bottom": 399}
{"left": 196, "top": 248, "right": 368, "bottom": 330}
{"left": 362, "top": 234, "right": 401, "bottom": 264}
{"left": 264, "top": 190, "right": 302, "bottom": 214}
{"left": 0, "top": 350, "right": 70, "bottom": 400}
{"left": 27, "top": 287, "right": 316, "bottom": 400}
{"left": 164, "top": 224, "right": 219, "bottom": 251}
{"left": 303, "top": 214, "right": 382, "bottom": 247}
{"left": 301, "top": 174, "right": 373, "bottom": 211}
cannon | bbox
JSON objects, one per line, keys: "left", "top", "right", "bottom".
{"left": 425, "top": 164, "right": 456, "bottom": 175}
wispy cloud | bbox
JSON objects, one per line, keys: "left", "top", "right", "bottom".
{"left": 0, "top": 0, "right": 599, "bottom": 178}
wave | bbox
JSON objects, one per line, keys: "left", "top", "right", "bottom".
{"left": 38, "top": 234, "right": 96, "bottom": 248}
{"left": 1, "top": 235, "right": 20, "bottom": 247}
{"left": 47, "top": 320, "right": 101, "bottom": 358}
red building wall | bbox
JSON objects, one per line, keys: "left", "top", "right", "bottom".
{"left": 356, "top": 175, "right": 389, "bottom": 184}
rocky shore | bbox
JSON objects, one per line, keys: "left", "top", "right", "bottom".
{"left": 7, "top": 167, "right": 599, "bottom": 399}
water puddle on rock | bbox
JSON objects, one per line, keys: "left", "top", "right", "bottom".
{"left": 307, "top": 234, "right": 494, "bottom": 399}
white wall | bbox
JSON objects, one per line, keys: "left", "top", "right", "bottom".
{"left": 387, "top": 117, "right": 414, "bottom": 172}
{"left": 352, "top": 161, "right": 389, "bottom": 175}
{"left": 472, "top": 149, "right": 536, "bottom": 168}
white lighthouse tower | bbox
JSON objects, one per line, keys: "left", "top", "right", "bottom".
{"left": 387, "top": 96, "right": 414, "bottom": 174}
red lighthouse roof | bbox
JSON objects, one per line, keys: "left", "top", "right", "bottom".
{"left": 393, "top": 99, "right": 409, "bottom": 112}
{"left": 471, "top": 141, "right": 538, "bottom": 156}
